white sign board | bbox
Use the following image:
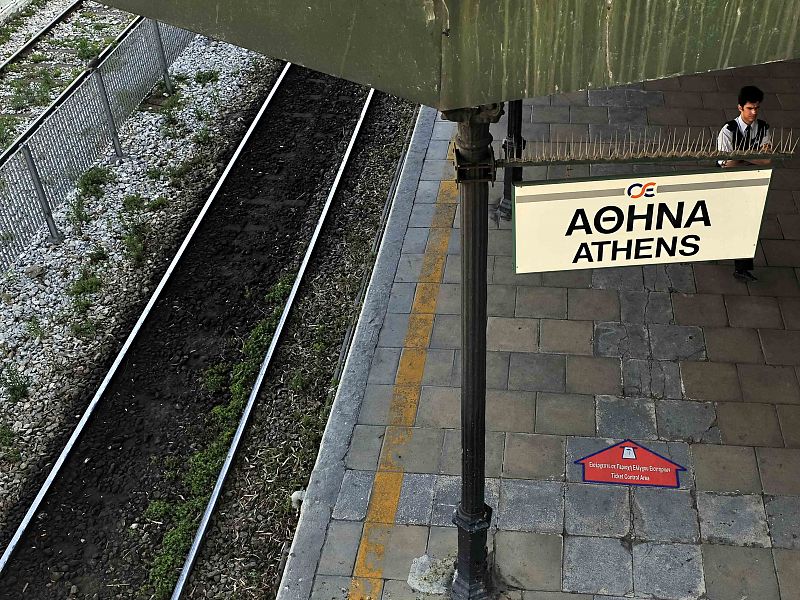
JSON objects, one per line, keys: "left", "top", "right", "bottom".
{"left": 513, "top": 169, "right": 772, "bottom": 273}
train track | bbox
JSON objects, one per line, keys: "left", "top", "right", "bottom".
{"left": 0, "top": 63, "right": 392, "bottom": 598}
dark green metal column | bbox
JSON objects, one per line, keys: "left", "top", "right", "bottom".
{"left": 443, "top": 103, "right": 502, "bottom": 600}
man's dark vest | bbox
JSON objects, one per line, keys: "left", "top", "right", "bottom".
{"left": 725, "top": 118, "right": 769, "bottom": 149}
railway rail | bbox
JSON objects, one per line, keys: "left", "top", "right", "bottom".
{"left": 0, "top": 61, "right": 404, "bottom": 598}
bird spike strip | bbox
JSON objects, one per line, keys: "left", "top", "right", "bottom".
{"left": 495, "top": 127, "right": 798, "bottom": 167}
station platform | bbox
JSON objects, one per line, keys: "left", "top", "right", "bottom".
{"left": 279, "top": 60, "right": 800, "bottom": 600}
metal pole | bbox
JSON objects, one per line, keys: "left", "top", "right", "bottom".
{"left": 443, "top": 103, "right": 503, "bottom": 600}
{"left": 22, "top": 144, "right": 62, "bottom": 244}
{"left": 93, "top": 69, "right": 123, "bottom": 159}
{"left": 498, "top": 99, "right": 523, "bottom": 220}
{"left": 150, "top": 19, "right": 174, "bottom": 95}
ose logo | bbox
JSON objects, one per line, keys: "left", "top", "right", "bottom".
{"left": 626, "top": 181, "right": 657, "bottom": 199}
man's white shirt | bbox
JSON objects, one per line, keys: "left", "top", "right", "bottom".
{"left": 717, "top": 115, "right": 771, "bottom": 156}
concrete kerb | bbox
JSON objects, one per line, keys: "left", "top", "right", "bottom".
{"left": 277, "top": 105, "right": 438, "bottom": 600}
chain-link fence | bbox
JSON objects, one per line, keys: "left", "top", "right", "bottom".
{"left": 0, "top": 18, "right": 194, "bottom": 271}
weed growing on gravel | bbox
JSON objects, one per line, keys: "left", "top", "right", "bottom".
{"left": 0, "top": 364, "right": 30, "bottom": 402}
{"left": 0, "top": 423, "right": 13, "bottom": 447}
{"left": 146, "top": 166, "right": 165, "bottom": 180}
{"left": 88, "top": 245, "right": 108, "bottom": 264}
{"left": 143, "top": 499, "right": 172, "bottom": 522}
{"left": 0, "top": 230, "right": 13, "bottom": 245}
{"left": 147, "top": 196, "right": 169, "bottom": 211}
{"left": 167, "top": 155, "right": 204, "bottom": 188}
{"left": 28, "top": 52, "right": 47, "bottom": 63}
{"left": 25, "top": 317, "right": 43, "bottom": 339}
{"left": 121, "top": 219, "right": 149, "bottom": 265}
{"left": 77, "top": 166, "right": 115, "bottom": 199}
{"left": 194, "top": 70, "right": 219, "bottom": 85}
{"left": 70, "top": 318, "right": 96, "bottom": 338}
{"left": 69, "top": 267, "right": 102, "bottom": 296}
{"left": 192, "top": 128, "right": 212, "bottom": 146}
{"left": 0, "top": 115, "right": 20, "bottom": 147}
{"left": 123, "top": 193, "right": 145, "bottom": 212}
{"left": 75, "top": 37, "right": 104, "bottom": 61}
{"left": 201, "top": 363, "right": 229, "bottom": 393}
{"left": 0, "top": 0, "right": 48, "bottom": 45}
{"left": 68, "top": 196, "right": 91, "bottom": 231}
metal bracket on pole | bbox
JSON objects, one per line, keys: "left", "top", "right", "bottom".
{"left": 22, "top": 144, "right": 62, "bottom": 244}
{"left": 497, "top": 99, "right": 524, "bottom": 222}
{"left": 453, "top": 147, "right": 496, "bottom": 184}
{"left": 93, "top": 69, "right": 124, "bottom": 160}
{"left": 150, "top": 19, "right": 174, "bottom": 96}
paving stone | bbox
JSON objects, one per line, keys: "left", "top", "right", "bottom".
{"left": 488, "top": 229, "right": 513, "bottom": 256}
{"left": 619, "top": 290, "right": 673, "bottom": 324}
{"left": 318, "top": 520, "right": 363, "bottom": 575}
{"left": 761, "top": 329, "right": 800, "bottom": 365}
{"left": 493, "top": 255, "right": 543, "bottom": 286}
{"left": 498, "top": 479, "right": 564, "bottom": 534}
{"left": 780, "top": 297, "right": 800, "bottom": 329}
{"left": 567, "top": 288, "right": 620, "bottom": 321}
{"left": 503, "top": 433, "right": 565, "bottom": 480}
{"left": 656, "top": 399, "right": 720, "bottom": 442}
{"left": 764, "top": 495, "right": 800, "bottom": 550}
{"left": 665, "top": 441, "right": 695, "bottom": 490}
{"left": 692, "top": 444, "right": 761, "bottom": 493}
{"left": 758, "top": 448, "right": 800, "bottom": 495}
{"left": 717, "top": 402, "right": 783, "bottom": 447}
{"left": 379, "top": 427, "right": 443, "bottom": 473}
{"left": 725, "top": 295, "right": 784, "bottom": 328}
{"left": 429, "top": 314, "right": 461, "bottom": 349}
{"left": 426, "top": 526, "right": 456, "bottom": 558}
{"left": 596, "top": 396, "right": 657, "bottom": 440}
{"left": 524, "top": 593, "right": 591, "bottom": 600}
{"left": 508, "top": 353, "right": 566, "bottom": 393}
{"left": 488, "top": 284, "right": 517, "bottom": 317}
{"left": 432, "top": 283, "right": 459, "bottom": 314}
{"left": 333, "top": 470, "right": 375, "bottom": 520}
{"left": 643, "top": 264, "right": 696, "bottom": 293}
{"left": 540, "top": 319, "right": 593, "bottom": 355}
{"left": 378, "top": 313, "right": 411, "bottom": 348}
{"left": 566, "top": 356, "right": 622, "bottom": 395}
{"left": 416, "top": 386, "right": 459, "bottom": 428}
{"left": 778, "top": 405, "right": 800, "bottom": 447}
{"left": 487, "top": 317, "right": 539, "bottom": 352}
{"left": 422, "top": 349, "right": 456, "bottom": 386}
{"left": 382, "top": 579, "right": 445, "bottom": 600}
{"left": 403, "top": 225, "right": 430, "bottom": 252}
{"left": 649, "top": 324, "right": 706, "bottom": 361}
{"left": 359, "top": 384, "right": 394, "bottom": 425}
{"left": 494, "top": 531, "right": 562, "bottom": 590}
{"left": 516, "top": 287, "right": 568, "bottom": 318}
{"left": 748, "top": 267, "right": 800, "bottom": 297}
{"left": 374, "top": 525, "right": 431, "bottom": 580}
{"left": 704, "top": 327, "right": 764, "bottom": 363}
{"left": 672, "top": 293, "right": 728, "bottom": 326}
{"left": 453, "top": 350, "right": 510, "bottom": 390}
{"left": 388, "top": 282, "right": 416, "bottom": 313}
{"left": 697, "top": 492, "right": 770, "bottom": 546}
{"left": 536, "top": 392, "right": 595, "bottom": 436}
{"left": 542, "top": 270, "right": 593, "bottom": 288}
{"left": 439, "top": 429, "right": 504, "bottom": 477}
{"left": 310, "top": 576, "right": 352, "bottom": 600}
{"left": 565, "top": 483, "right": 630, "bottom": 537}
{"left": 632, "top": 488, "right": 699, "bottom": 543}
{"left": 368, "top": 347, "right": 401, "bottom": 384}
{"left": 395, "top": 473, "right": 437, "bottom": 525}
{"left": 694, "top": 264, "right": 750, "bottom": 295}
{"left": 593, "top": 322, "right": 650, "bottom": 359}
{"left": 632, "top": 542, "right": 704, "bottom": 600}
{"left": 738, "top": 363, "right": 800, "bottom": 404}
{"left": 566, "top": 436, "right": 617, "bottom": 482}
{"left": 487, "top": 389, "right": 536, "bottom": 432}
{"left": 430, "top": 476, "right": 499, "bottom": 527}
{"left": 562, "top": 536, "right": 633, "bottom": 596}
{"left": 702, "top": 545, "right": 780, "bottom": 600}
{"left": 623, "top": 359, "right": 682, "bottom": 399}
{"left": 773, "top": 548, "right": 800, "bottom": 599}
{"left": 442, "top": 254, "right": 493, "bottom": 284}
{"left": 592, "top": 266, "right": 644, "bottom": 290}
{"left": 680, "top": 361, "right": 741, "bottom": 401}
{"left": 346, "top": 425, "right": 385, "bottom": 470}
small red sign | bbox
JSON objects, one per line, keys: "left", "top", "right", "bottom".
{"left": 575, "top": 439, "right": 686, "bottom": 488}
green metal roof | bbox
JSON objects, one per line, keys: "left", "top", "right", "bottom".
{"left": 105, "top": 0, "right": 800, "bottom": 109}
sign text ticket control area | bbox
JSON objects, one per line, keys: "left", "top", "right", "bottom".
{"left": 513, "top": 169, "right": 772, "bottom": 273}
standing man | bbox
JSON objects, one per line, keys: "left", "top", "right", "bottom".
{"left": 717, "top": 85, "right": 772, "bottom": 282}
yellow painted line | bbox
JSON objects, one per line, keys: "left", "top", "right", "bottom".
{"left": 348, "top": 173, "right": 454, "bottom": 596}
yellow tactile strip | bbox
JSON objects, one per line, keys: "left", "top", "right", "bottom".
{"left": 348, "top": 179, "right": 455, "bottom": 599}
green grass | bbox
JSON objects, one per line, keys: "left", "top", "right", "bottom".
{"left": 146, "top": 166, "right": 164, "bottom": 180}
{"left": 123, "top": 194, "right": 145, "bottom": 212}
{"left": 28, "top": 52, "right": 47, "bottom": 63}
{"left": 0, "top": 115, "right": 20, "bottom": 147}
{"left": 88, "top": 245, "right": 108, "bottom": 264}
{"left": 122, "top": 219, "right": 149, "bottom": 265}
{"left": 25, "top": 317, "right": 43, "bottom": 339}
{"left": 77, "top": 166, "right": 114, "bottom": 199}
{"left": 194, "top": 70, "right": 219, "bottom": 85}
{"left": 9, "top": 68, "right": 56, "bottom": 110}
{"left": 68, "top": 267, "right": 102, "bottom": 296}
{"left": 192, "top": 128, "right": 212, "bottom": 146}
{"left": 0, "top": 364, "right": 30, "bottom": 403}
{"left": 70, "top": 318, "right": 96, "bottom": 338}
{"left": 68, "top": 196, "right": 90, "bottom": 230}
{"left": 75, "top": 37, "right": 104, "bottom": 61}
{"left": 147, "top": 196, "right": 169, "bottom": 211}
{"left": 0, "top": 424, "right": 12, "bottom": 447}
{"left": 201, "top": 363, "right": 229, "bottom": 393}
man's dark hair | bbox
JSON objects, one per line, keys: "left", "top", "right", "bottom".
{"left": 738, "top": 85, "right": 764, "bottom": 106}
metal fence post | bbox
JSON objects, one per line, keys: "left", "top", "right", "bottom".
{"left": 93, "top": 69, "right": 123, "bottom": 159}
{"left": 22, "top": 144, "right": 62, "bottom": 244}
{"left": 150, "top": 19, "right": 174, "bottom": 95}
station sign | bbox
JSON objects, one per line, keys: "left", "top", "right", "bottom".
{"left": 575, "top": 440, "right": 686, "bottom": 488}
{"left": 513, "top": 169, "right": 772, "bottom": 273}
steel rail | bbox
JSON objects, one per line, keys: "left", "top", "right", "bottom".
{"left": 170, "top": 86, "right": 377, "bottom": 600}
{"left": 0, "top": 13, "right": 143, "bottom": 165}
{"left": 0, "top": 0, "right": 83, "bottom": 73}
{"left": 0, "top": 61, "right": 293, "bottom": 575}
